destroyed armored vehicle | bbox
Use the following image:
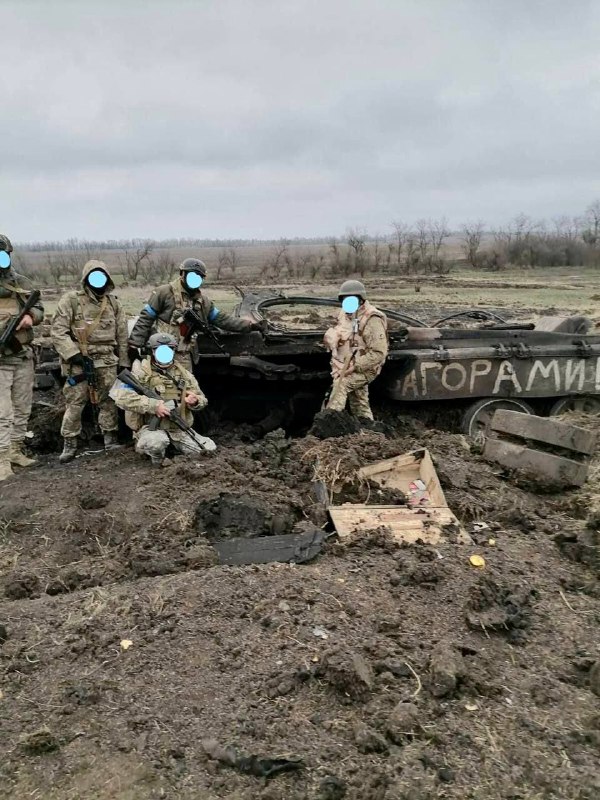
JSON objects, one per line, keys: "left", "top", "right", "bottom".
{"left": 35, "top": 290, "right": 600, "bottom": 437}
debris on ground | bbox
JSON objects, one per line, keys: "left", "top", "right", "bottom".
{"left": 202, "top": 738, "right": 303, "bottom": 778}
{"left": 0, "top": 410, "right": 599, "bottom": 799}
{"left": 484, "top": 409, "right": 597, "bottom": 487}
{"left": 330, "top": 448, "right": 469, "bottom": 544}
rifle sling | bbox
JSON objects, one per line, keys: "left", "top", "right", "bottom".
{"left": 73, "top": 294, "right": 108, "bottom": 357}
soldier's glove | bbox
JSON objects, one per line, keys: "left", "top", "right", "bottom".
{"left": 68, "top": 353, "right": 85, "bottom": 368}
{"left": 250, "top": 319, "right": 269, "bottom": 334}
{"left": 128, "top": 345, "right": 141, "bottom": 363}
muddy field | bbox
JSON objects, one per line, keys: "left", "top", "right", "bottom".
{"left": 1, "top": 406, "right": 599, "bottom": 800}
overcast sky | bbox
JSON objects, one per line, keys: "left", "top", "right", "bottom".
{"left": 1, "top": 0, "right": 599, "bottom": 241}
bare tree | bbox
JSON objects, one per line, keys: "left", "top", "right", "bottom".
{"left": 346, "top": 228, "right": 368, "bottom": 276}
{"left": 405, "top": 231, "right": 418, "bottom": 274}
{"left": 583, "top": 200, "right": 600, "bottom": 245}
{"left": 216, "top": 247, "right": 238, "bottom": 279}
{"left": 261, "top": 239, "right": 290, "bottom": 281}
{"left": 415, "top": 219, "right": 429, "bottom": 263}
{"left": 391, "top": 220, "right": 410, "bottom": 272}
{"left": 46, "top": 254, "right": 66, "bottom": 286}
{"left": 428, "top": 217, "right": 450, "bottom": 261}
{"left": 328, "top": 238, "right": 343, "bottom": 276}
{"left": 460, "top": 221, "right": 485, "bottom": 268}
{"left": 123, "top": 240, "right": 154, "bottom": 282}
{"left": 371, "top": 233, "right": 383, "bottom": 273}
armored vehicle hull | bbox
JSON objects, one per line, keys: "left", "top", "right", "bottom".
{"left": 35, "top": 291, "right": 600, "bottom": 437}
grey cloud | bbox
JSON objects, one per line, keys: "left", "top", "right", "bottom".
{"left": 1, "top": 0, "right": 599, "bottom": 240}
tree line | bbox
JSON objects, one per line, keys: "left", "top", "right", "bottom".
{"left": 11, "top": 200, "right": 600, "bottom": 286}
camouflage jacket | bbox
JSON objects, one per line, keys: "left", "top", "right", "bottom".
{"left": 129, "top": 278, "right": 253, "bottom": 354}
{"left": 0, "top": 269, "right": 44, "bottom": 361}
{"left": 324, "top": 301, "right": 388, "bottom": 378}
{"left": 51, "top": 261, "right": 128, "bottom": 373}
{"left": 110, "top": 356, "right": 207, "bottom": 433}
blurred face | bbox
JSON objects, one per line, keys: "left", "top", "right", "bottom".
{"left": 86, "top": 269, "right": 108, "bottom": 293}
{"left": 183, "top": 270, "right": 203, "bottom": 291}
{"left": 153, "top": 344, "right": 175, "bottom": 367}
{"left": 341, "top": 295, "right": 360, "bottom": 314}
{"left": 0, "top": 251, "right": 11, "bottom": 271}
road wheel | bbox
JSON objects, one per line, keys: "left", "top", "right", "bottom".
{"left": 461, "top": 397, "right": 534, "bottom": 441}
{"left": 549, "top": 395, "right": 600, "bottom": 416}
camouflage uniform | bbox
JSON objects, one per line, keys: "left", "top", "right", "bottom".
{"left": 324, "top": 301, "right": 388, "bottom": 420}
{"left": 110, "top": 356, "right": 214, "bottom": 462}
{"left": 0, "top": 261, "right": 44, "bottom": 478}
{"left": 51, "top": 261, "right": 128, "bottom": 439}
{"left": 129, "top": 277, "right": 255, "bottom": 368}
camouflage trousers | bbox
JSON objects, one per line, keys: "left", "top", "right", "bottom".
{"left": 326, "top": 372, "right": 374, "bottom": 420}
{"left": 134, "top": 426, "right": 216, "bottom": 461}
{"left": 61, "top": 365, "right": 118, "bottom": 438}
{"left": 0, "top": 355, "right": 34, "bottom": 452}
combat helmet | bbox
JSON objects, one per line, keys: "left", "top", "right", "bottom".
{"left": 148, "top": 332, "right": 178, "bottom": 350}
{"left": 338, "top": 279, "right": 367, "bottom": 301}
{"left": 0, "top": 234, "right": 13, "bottom": 253}
{"left": 179, "top": 258, "right": 207, "bottom": 277}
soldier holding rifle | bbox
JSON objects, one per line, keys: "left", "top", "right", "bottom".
{"left": 323, "top": 280, "right": 388, "bottom": 423}
{"left": 51, "top": 261, "right": 128, "bottom": 463}
{"left": 0, "top": 234, "right": 44, "bottom": 482}
{"left": 128, "top": 258, "right": 266, "bottom": 369}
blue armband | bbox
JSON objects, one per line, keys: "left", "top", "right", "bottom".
{"left": 143, "top": 304, "right": 158, "bottom": 319}
{"left": 208, "top": 306, "right": 220, "bottom": 322}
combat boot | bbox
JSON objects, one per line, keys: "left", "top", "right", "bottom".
{"left": 103, "top": 431, "right": 124, "bottom": 452}
{"left": 0, "top": 453, "right": 13, "bottom": 482}
{"left": 59, "top": 437, "right": 78, "bottom": 464}
{"left": 8, "top": 441, "right": 37, "bottom": 468}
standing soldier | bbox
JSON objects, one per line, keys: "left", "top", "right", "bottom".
{"left": 0, "top": 234, "right": 44, "bottom": 481}
{"left": 128, "top": 258, "right": 266, "bottom": 368}
{"left": 111, "top": 332, "right": 215, "bottom": 465}
{"left": 51, "top": 260, "right": 128, "bottom": 463}
{"left": 323, "top": 280, "right": 388, "bottom": 422}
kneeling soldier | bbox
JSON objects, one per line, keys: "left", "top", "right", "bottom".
{"left": 51, "top": 261, "right": 128, "bottom": 463}
{"left": 110, "top": 333, "right": 215, "bottom": 465}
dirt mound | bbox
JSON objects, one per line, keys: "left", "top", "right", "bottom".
{"left": 1, "top": 415, "right": 599, "bottom": 799}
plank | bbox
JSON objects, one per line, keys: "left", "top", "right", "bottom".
{"left": 491, "top": 410, "right": 596, "bottom": 456}
{"left": 329, "top": 505, "right": 470, "bottom": 545}
{"left": 357, "top": 449, "right": 448, "bottom": 507}
{"left": 214, "top": 529, "right": 326, "bottom": 566}
{"left": 483, "top": 438, "right": 589, "bottom": 486}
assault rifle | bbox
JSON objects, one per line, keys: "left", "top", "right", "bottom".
{"left": 116, "top": 368, "right": 216, "bottom": 451}
{"left": 180, "top": 307, "right": 226, "bottom": 353}
{"left": 67, "top": 356, "right": 99, "bottom": 404}
{"left": 0, "top": 289, "right": 41, "bottom": 353}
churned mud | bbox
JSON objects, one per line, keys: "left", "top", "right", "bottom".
{"left": 0, "top": 411, "right": 599, "bottom": 799}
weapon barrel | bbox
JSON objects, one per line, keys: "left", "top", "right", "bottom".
{"left": 0, "top": 289, "right": 41, "bottom": 346}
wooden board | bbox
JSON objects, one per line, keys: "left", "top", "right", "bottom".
{"left": 329, "top": 505, "right": 470, "bottom": 545}
{"left": 357, "top": 449, "right": 448, "bottom": 507}
{"left": 491, "top": 410, "right": 596, "bottom": 456}
{"left": 483, "top": 438, "right": 589, "bottom": 487}
{"left": 332, "top": 449, "right": 469, "bottom": 544}
{"left": 214, "top": 529, "right": 326, "bottom": 566}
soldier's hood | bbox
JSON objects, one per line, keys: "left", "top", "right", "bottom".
{"left": 81, "top": 260, "right": 115, "bottom": 293}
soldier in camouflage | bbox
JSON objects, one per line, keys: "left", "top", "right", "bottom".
{"left": 0, "top": 234, "right": 45, "bottom": 482}
{"left": 128, "top": 258, "right": 266, "bottom": 368}
{"left": 110, "top": 332, "right": 215, "bottom": 465}
{"left": 323, "top": 280, "right": 388, "bottom": 422}
{"left": 51, "top": 260, "right": 129, "bottom": 463}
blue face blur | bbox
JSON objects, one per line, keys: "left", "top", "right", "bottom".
{"left": 0, "top": 251, "right": 11, "bottom": 269}
{"left": 342, "top": 295, "right": 360, "bottom": 314}
{"left": 87, "top": 269, "right": 108, "bottom": 290}
{"left": 185, "top": 272, "right": 203, "bottom": 290}
{"left": 154, "top": 344, "right": 175, "bottom": 366}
